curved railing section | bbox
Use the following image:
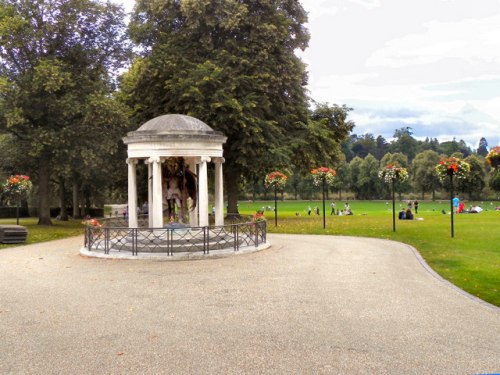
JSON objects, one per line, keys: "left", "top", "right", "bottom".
{"left": 83, "top": 216, "right": 267, "bottom": 256}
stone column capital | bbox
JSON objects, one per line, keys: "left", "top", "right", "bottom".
{"left": 126, "top": 158, "right": 138, "bottom": 165}
{"left": 200, "top": 156, "right": 212, "bottom": 163}
{"left": 148, "top": 156, "right": 162, "bottom": 164}
{"left": 212, "top": 157, "right": 225, "bottom": 164}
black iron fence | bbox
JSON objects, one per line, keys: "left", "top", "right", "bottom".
{"left": 83, "top": 216, "right": 267, "bottom": 256}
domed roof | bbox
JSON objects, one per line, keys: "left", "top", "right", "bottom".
{"left": 123, "top": 114, "right": 227, "bottom": 154}
{"left": 137, "top": 114, "right": 213, "bottom": 133}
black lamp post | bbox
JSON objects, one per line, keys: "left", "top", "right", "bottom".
{"left": 449, "top": 171, "right": 454, "bottom": 238}
{"left": 392, "top": 178, "right": 396, "bottom": 232}
{"left": 322, "top": 177, "right": 326, "bottom": 229}
{"left": 274, "top": 185, "right": 278, "bottom": 227}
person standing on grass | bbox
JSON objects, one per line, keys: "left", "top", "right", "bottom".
{"left": 453, "top": 196, "right": 460, "bottom": 213}
{"left": 308, "top": 206, "right": 312, "bottom": 216}
{"left": 330, "top": 201, "right": 336, "bottom": 215}
{"left": 414, "top": 200, "right": 419, "bottom": 214}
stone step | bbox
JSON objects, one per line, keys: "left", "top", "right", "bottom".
{"left": 0, "top": 225, "right": 28, "bottom": 244}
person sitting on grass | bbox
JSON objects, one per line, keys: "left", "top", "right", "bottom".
{"left": 405, "top": 208, "right": 414, "bottom": 220}
{"left": 398, "top": 208, "right": 406, "bottom": 220}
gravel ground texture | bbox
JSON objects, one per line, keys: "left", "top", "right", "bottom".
{"left": 0, "top": 234, "right": 498, "bottom": 375}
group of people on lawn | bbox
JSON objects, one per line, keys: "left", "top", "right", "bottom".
{"left": 399, "top": 200, "right": 418, "bottom": 220}
{"left": 453, "top": 196, "right": 483, "bottom": 213}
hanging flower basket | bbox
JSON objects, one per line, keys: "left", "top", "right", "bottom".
{"left": 1, "top": 175, "right": 33, "bottom": 200}
{"left": 378, "top": 163, "right": 409, "bottom": 184}
{"left": 486, "top": 146, "right": 500, "bottom": 168}
{"left": 311, "top": 167, "right": 336, "bottom": 186}
{"left": 264, "top": 171, "right": 288, "bottom": 190}
{"left": 435, "top": 157, "right": 470, "bottom": 180}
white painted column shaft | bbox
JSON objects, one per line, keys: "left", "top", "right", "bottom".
{"left": 126, "top": 158, "right": 138, "bottom": 228}
{"left": 151, "top": 157, "right": 163, "bottom": 228}
{"left": 186, "top": 159, "right": 199, "bottom": 227}
{"left": 214, "top": 158, "right": 225, "bottom": 226}
{"left": 198, "top": 157, "right": 210, "bottom": 227}
{"left": 147, "top": 160, "right": 154, "bottom": 228}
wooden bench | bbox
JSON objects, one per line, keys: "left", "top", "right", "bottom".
{"left": 0, "top": 225, "right": 28, "bottom": 244}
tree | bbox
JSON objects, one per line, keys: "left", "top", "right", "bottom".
{"left": 0, "top": 0, "right": 130, "bottom": 224}
{"left": 348, "top": 156, "right": 363, "bottom": 199}
{"left": 330, "top": 161, "right": 350, "bottom": 200}
{"left": 477, "top": 137, "right": 489, "bottom": 157}
{"left": 374, "top": 135, "right": 389, "bottom": 160}
{"left": 439, "top": 138, "right": 472, "bottom": 157}
{"left": 123, "top": 0, "right": 310, "bottom": 214}
{"left": 490, "top": 170, "right": 500, "bottom": 194}
{"left": 457, "top": 155, "right": 486, "bottom": 200}
{"left": 411, "top": 150, "right": 441, "bottom": 200}
{"left": 358, "top": 154, "right": 382, "bottom": 199}
{"left": 389, "top": 127, "right": 418, "bottom": 161}
{"left": 351, "top": 133, "right": 377, "bottom": 159}
{"left": 291, "top": 103, "right": 354, "bottom": 173}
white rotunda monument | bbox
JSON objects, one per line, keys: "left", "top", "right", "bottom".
{"left": 122, "top": 114, "right": 227, "bottom": 228}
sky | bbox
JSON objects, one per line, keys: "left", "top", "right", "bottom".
{"left": 116, "top": 0, "right": 500, "bottom": 150}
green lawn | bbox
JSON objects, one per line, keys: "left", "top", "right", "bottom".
{"left": 239, "top": 199, "right": 500, "bottom": 307}
{"left": 1, "top": 200, "right": 498, "bottom": 307}
{"left": 0, "top": 218, "right": 84, "bottom": 249}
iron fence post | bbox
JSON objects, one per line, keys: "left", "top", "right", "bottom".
{"left": 105, "top": 228, "right": 109, "bottom": 254}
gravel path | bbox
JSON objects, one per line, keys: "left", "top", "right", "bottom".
{"left": 0, "top": 234, "right": 498, "bottom": 374}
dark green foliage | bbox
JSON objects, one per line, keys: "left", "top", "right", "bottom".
{"left": 123, "top": 0, "right": 312, "bottom": 213}
{"left": 412, "top": 150, "right": 441, "bottom": 200}
{"left": 0, "top": 0, "right": 131, "bottom": 224}
{"left": 457, "top": 154, "right": 486, "bottom": 199}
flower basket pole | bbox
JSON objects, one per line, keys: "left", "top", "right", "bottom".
{"left": 274, "top": 184, "right": 278, "bottom": 227}
{"left": 379, "top": 164, "right": 408, "bottom": 233}
{"left": 449, "top": 170, "right": 455, "bottom": 238}
{"left": 311, "top": 167, "right": 336, "bottom": 229}
{"left": 391, "top": 177, "right": 396, "bottom": 232}
{"left": 322, "top": 176, "right": 326, "bottom": 229}
{"left": 2, "top": 175, "right": 33, "bottom": 226}
{"left": 265, "top": 171, "right": 287, "bottom": 227}
{"left": 435, "top": 157, "right": 470, "bottom": 238}
{"left": 16, "top": 197, "right": 20, "bottom": 225}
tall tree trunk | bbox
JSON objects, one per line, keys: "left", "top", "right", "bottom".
{"left": 37, "top": 160, "right": 52, "bottom": 225}
{"left": 84, "top": 191, "right": 91, "bottom": 216}
{"left": 72, "top": 180, "right": 80, "bottom": 218}
{"left": 59, "top": 178, "right": 68, "bottom": 221}
{"left": 225, "top": 170, "right": 240, "bottom": 217}
{"left": 338, "top": 190, "right": 342, "bottom": 201}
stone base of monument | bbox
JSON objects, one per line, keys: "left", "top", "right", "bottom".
{"left": 81, "top": 215, "right": 268, "bottom": 260}
{"left": 0, "top": 225, "right": 28, "bottom": 244}
{"left": 80, "top": 225, "right": 270, "bottom": 260}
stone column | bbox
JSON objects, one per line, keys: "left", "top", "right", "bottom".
{"left": 126, "top": 158, "right": 138, "bottom": 228}
{"left": 185, "top": 158, "right": 198, "bottom": 227}
{"left": 145, "top": 159, "right": 154, "bottom": 227}
{"left": 198, "top": 156, "right": 210, "bottom": 227}
{"left": 151, "top": 157, "right": 163, "bottom": 228}
{"left": 213, "top": 157, "right": 225, "bottom": 226}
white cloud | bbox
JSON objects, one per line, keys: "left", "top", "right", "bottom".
{"left": 349, "top": 0, "right": 381, "bottom": 10}
{"left": 366, "top": 14, "right": 500, "bottom": 68}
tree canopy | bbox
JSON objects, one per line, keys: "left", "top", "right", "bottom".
{"left": 122, "top": 0, "right": 315, "bottom": 213}
{"left": 0, "top": 0, "right": 130, "bottom": 224}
